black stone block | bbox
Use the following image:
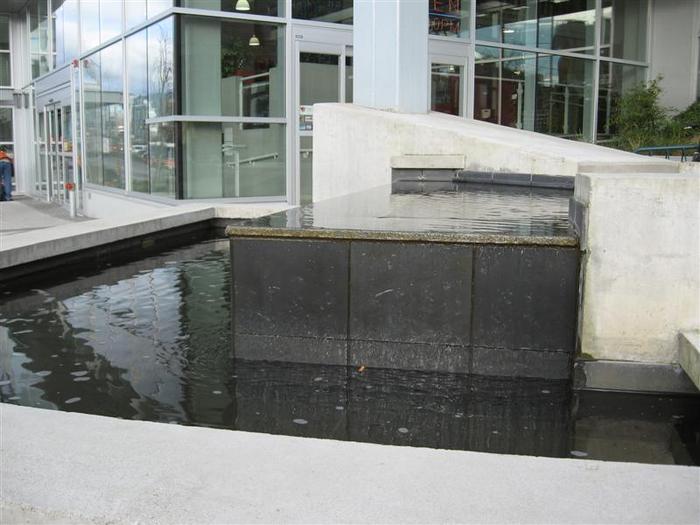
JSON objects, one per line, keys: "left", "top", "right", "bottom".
{"left": 492, "top": 172, "right": 532, "bottom": 187}
{"left": 231, "top": 238, "right": 349, "bottom": 339}
{"left": 532, "top": 174, "right": 575, "bottom": 190}
{"left": 472, "top": 245, "right": 578, "bottom": 352}
{"left": 234, "top": 334, "right": 347, "bottom": 366}
{"left": 349, "top": 340, "right": 471, "bottom": 374}
{"left": 472, "top": 346, "right": 572, "bottom": 379}
{"left": 349, "top": 241, "right": 473, "bottom": 345}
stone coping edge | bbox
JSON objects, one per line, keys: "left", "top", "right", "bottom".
{"left": 574, "top": 359, "right": 699, "bottom": 395}
{"left": 224, "top": 226, "right": 579, "bottom": 247}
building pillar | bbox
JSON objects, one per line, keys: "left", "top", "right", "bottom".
{"left": 353, "top": 0, "right": 429, "bottom": 113}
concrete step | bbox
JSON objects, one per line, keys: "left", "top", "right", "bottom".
{"left": 679, "top": 331, "right": 700, "bottom": 390}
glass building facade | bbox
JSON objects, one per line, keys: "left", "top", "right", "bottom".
{"left": 9, "top": 0, "right": 654, "bottom": 204}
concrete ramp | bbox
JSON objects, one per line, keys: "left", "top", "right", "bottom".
{"left": 313, "top": 104, "right": 689, "bottom": 202}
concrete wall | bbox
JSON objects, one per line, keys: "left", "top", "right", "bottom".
{"left": 575, "top": 172, "right": 700, "bottom": 364}
{"left": 313, "top": 104, "right": 684, "bottom": 202}
{"left": 649, "top": 0, "right": 700, "bottom": 113}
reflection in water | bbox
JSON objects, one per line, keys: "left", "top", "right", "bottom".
{"left": 0, "top": 238, "right": 698, "bottom": 465}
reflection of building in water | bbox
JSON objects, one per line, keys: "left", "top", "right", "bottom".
{"left": 0, "top": 241, "right": 234, "bottom": 426}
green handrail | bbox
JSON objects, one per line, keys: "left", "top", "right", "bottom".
{"left": 634, "top": 144, "right": 698, "bottom": 161}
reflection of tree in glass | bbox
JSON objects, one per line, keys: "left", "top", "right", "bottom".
{"left": 150, "top": 22, "right": 173, "bottom": 118}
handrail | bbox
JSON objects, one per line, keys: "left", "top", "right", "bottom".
{"left": 634, "top": 144, "right": 698, "bottom": 162}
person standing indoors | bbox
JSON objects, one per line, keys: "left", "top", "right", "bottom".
{"left": 0, "top": 146, "right": 13, "bottom": 201}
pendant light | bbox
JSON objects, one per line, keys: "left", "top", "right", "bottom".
{"left": 235, "top": 0, "right": 250, "bottom": 11}
{"left": 248, "top": 34, "right": 260, "bottom": 46}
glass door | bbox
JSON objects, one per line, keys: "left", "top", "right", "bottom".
{"left": 295, "top": 41, "right": 352, "bottom": 206}
{"left": 430, "top": 53, "right": 469, "bottom": 117}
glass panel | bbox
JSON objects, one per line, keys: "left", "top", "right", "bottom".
{"left": 80, "top": 0, "right": 100, "bottom": 52}
{"left": 0, "top": 16, "right": 9, "bottom": 50}
{"left": 180, "top": 0, "right": 281, "bottom": 17}
{"left": 127, "top": 31, "right": 150, "bottom": 193}
{"left": 182, "top": 122, "right": 286, "bottom": 199}
{"left": 476, "top": 0, "right": 537, "bottom": 47}
{"left": 535, "top": 53, "right": 594, "bottom": 141}
{"left": 82, "top": 53, "right": 103, "bottom": 185}
{"left": 537, "top": 0, "right": 595, "bottom": 54}
{"left": 597, "top": 61, "right": 646, "bottom": 141}
{"left": 429, "top": 0, "right": 470, "bottom": 39}
{"left": 299, "top": 135, "right": 312, "bottom": 205}
{"left": 101, "top": 42, "right": 125, "bottom": 189}
{"left": 30, "top": 0, "right": 50, "bottom": 78}
{"left": 0, "top": 108, "right": 12, "bottom": 142}
{"left": 431, "top": 63, "right": 462, "bottom": 116}
{"left": 125, "top": 0, "right": 147, "bottom": 29}
{"left": 149, "top": 122, "right": 176, "bottom": 198}
{"left": 345, "top": 55, "right": 353, "bottom": 103}
{"left": 148, "top": 17, "right": 174, "bottom": 118}
{"left": 181, "top": 16, "right": 284, "bottom": 118}
{"left": 52, "top": 0, "right": 65, "bottom": 66}
{"left": 299, "top": 52, "right": 339, "bottom": 131}
{"left": 474, "top": 46, "right": 536, "bottom": 130}
{"left": 55, "top": 0, "right": 79, "bottom": 63}
{"left": 0, "top": 55, "right": 10, "bottom": 86}
{"left": 292, "top": 0, "right": 353, "bottom": 24}
{"left": 147, "top": 0, "right": 173, "bottom": 18}
{"left": 100, "top": 0, "right": 124, "bottom": 43}
{"left": 601, "top": 0, "right": 647, "bottom": 62}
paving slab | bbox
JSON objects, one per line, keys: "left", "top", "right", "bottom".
{"left": 1, "top": 404, "right": 698, "bottom": 524}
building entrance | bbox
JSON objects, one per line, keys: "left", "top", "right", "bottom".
{"left": 295, "top": 39, "right": 352, "bottom": 206}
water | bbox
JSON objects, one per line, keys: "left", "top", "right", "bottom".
{"left": 242, "top": 183, "right": 575, "bottom": 240}
{"left": 0, "top": 237, "right": 698, "bottom": 465}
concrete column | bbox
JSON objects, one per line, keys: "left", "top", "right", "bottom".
{"left": 353, "top": 0, "right": 429, "bottom": 113}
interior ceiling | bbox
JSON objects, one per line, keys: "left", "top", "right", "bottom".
{"left": 1, "top": 0, "right": 29, "bottom": 14}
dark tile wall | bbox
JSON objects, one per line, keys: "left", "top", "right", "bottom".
{"left": 230, "top": 237, "right": 579, "bottom": 380}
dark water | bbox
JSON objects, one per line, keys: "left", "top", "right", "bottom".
{"left": 246, "top": 183, "right": 575, "bottom": 239}
{"left": 1, "top": 237, "right": 698, "bottom": 465}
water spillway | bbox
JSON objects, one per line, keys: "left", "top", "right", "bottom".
{"left": 226, "top": 180, "right": 579, "bottom": 380}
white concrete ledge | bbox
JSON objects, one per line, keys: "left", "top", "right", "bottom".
{"left": 679, "top": 332, "right": 700, "bottom": 390}
{"left": 0, "top": 201, "right": 291, "bottom": 270}
{"left": 2, "top": 405, "right": 699, "bottom": 524}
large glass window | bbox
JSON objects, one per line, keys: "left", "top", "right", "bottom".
{"left": 52, "top": 0, "right": 79, "bottom": 67}
{"left": 181, "top": 0, "right": 282, "bottom": 17}
{"left": 100, "top": 0, "right": 124, "bottom": 43}
{"left": 127, "top": 31, "right": 149, "bottom": 193}
{"left": 100, "top": 42, "right": 125, "bottom": 189}
{"left": 430, "top": 0, "right": 470, "bottom": 39}
{"left": 597, "top": 61, "right": 646, "bottom": 142}
{"left": 149, "top": 122, "right": 176, "bottom": 198}
{"left": 182, "top": 122, "right": 286, "bottom": 199}
{"left": 82, "top": 52, "right": 103, "bottom": 185}
{"left": 536, "top": 53, "right": 594, "bottom": 141}
{"left": 80, "top": 0, "right": 100, "bottom": 52}
{"left": 181, "top": 16, "right": 284, "bottom": 118}
{"left": 601, "top": 0, "right": 647, "bottom": 62}
{"left": 292, "top": 1, "right": 353, "bottom": 24}
{"left": 476, "top": 0, "right": 537, "bottom": 48}
{"left": 474, "top": 46, "right": 536, "bottom": 130}
{"left": 431, "top": 64, "right": 463, "bottom": 116}
{"left": 148, "top": 17, "right": 175, "bottom": 118}
{"left": 0, "top": 16, "right": 10, "bottom": 86}
{"left": 0, "top": 108, "right": 13, "bottom": 143}
{"left": 29, "top": 0, "right": 50, "bottom": 78}
{"left": 537, "top": 0, "right": 595, "bottom": 54}
{"left": 126, "top": 0, "right": 148, "bottom": 30}
{"left": 147, "top": 0, "right": 174, "bottom": 18}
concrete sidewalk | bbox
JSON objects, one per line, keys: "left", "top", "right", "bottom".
{"left": 1, "top": 404, "right": 698, "bottom": 524}
{"left": 0, "top": 194, "right": 290, "bottom": 269}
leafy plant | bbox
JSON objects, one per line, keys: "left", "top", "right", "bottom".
{"left": 610, "top": 77, "right": 686, "bottom": 151}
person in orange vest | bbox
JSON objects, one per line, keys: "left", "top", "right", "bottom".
{"left": 0, "top": 146, "right": 13, "bottom": 201}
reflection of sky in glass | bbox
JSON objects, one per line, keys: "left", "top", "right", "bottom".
{"left": 100, "top": 0, "right": 123, "bottom": 43}
{"left": 101, "top": 42, "right": 123, "bottom": 93}
{"left": 80, "top": 0, "right": 100, "bottom": 52}
{"left": 127, "top": 31, "right": 148, "bottom": 98}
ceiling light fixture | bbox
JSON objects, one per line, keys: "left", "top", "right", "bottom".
{"left": 249, "top": 34, "right": 260, "bottom": 46}
{"left": 235, "top": 0, "right": 251, "bottom": 11}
